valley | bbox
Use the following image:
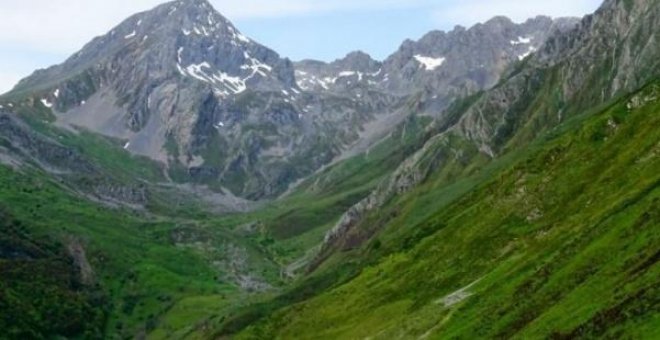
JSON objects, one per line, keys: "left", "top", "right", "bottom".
{"left": 0, "top": 0, "right": 658, "bottom": 338}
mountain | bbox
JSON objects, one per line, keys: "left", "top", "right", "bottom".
{"left": 0, "top": 0, "right": 658, "bottom": 338}
{"left": 216, "top": 0, "right": 660, "bottom": 338}
{"left": 2, "top": 0, "right": 576, "bottom": 199}
{"left": 315, "top": 0, "right": 660, "bottom": 265}
{"left": 6, "top": 0, "right": 307, "bottom": 198}
{"left": 297, "top": 16, "right": 578, "bottom": 103}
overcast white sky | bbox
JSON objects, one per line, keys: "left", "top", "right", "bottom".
{"left": 0, "top": 0, "right": 602, "bottom": 94}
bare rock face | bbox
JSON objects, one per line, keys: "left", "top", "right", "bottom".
{"left": 66, "top": 238, "right": 95, "bottom": 286}
{"left": 296, "top": 16, "right": 578, "bottom": 110}
{"left": 4, "top": 0, "right": 578, "bottom": 199}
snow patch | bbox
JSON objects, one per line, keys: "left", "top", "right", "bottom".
{"left": 518, "top": 46, "right": 537, "bottom": 60}
{"left": 296, "top": 74, "right": 337, "bottom": 90}
{"left": 137, "top": 19, "right": 142, "bottom": 26}
{"left": 235, "top": 32, "right": 250, "bottom": 43}
{"left": 510, "top": 36, "right": 532, "bottom": 45}
{"left": 124, "top": 142, "right": 130, "bottom": 150}
{"left": 178, "top": 54, "right": 272, "bottom": 97}
{"left": 124, "top": 30, "right": 136, "bottom": 39}
{"left": 177, "top": 47, "right": 184, "bottom": 63}
{"left": 41, "top": 99, "right": 53, "bottom": 108}
{"left": 215, "top": 72, "right": 247, "bottom": 94}
{"left": 186, "top": 62, "right": 213, "bottom": 82}
{"left": 337, "top": 71, "right": 365, "bottom": 81}
{"left": 240, "top": 51, "right": 273, "bottom": 78}
{"left": 323, "top": 77, "right": 336, "bottom": 87}
{"left": 53, "top": 89, "right": 60, "bottom": 98}
{"left": 176, "top": 63, "right": 186, "bottom": 76}
{"left": 414, "top": 55, "right": 446, "bottom": 71}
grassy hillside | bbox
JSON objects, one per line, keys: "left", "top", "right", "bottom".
{"left": 0, "top": 165, "right": 231, "bottom": 337}
{"left": 228, "top": 82, "right": 660, "bottom": 339}
{"left": 0, "top": 106, "right": 429, "bottom": 339}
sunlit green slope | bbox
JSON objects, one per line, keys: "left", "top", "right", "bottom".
{"left": 233, "top": 82, "right": 660, "bottom": 339}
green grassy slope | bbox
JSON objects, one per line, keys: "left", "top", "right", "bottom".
{"left": 0, "top": 105, "right": 430, "bottom": 338}
{"left": 0, "top": 162, "right": 276, "bottom": 338}
{"left": 231, "top": 82, "right": 660, "bottom": 339}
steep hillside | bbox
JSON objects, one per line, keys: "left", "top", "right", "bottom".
{"left": 229, "top": 77, "right": 660, "bottom": 340}
{"left": 315, "top": 0, "right": 659, "bottom": 268}
{"left": 212, "top": 0, "right": 660, "bottom": 337}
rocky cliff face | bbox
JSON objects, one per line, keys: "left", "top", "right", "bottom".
{"left": 3, "top": 0, "right": 578, "bottom": 199}
{"left": 296, "top": 16, "right": 578, "bottom": 110}
{"left": 317, "top": 0, "right": 660, "bottom": 264}
{"left": 380, "top": 16, "right": 577, "bottom": 97}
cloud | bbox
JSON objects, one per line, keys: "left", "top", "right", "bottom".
{"left": 432, "top": 0, "right": 601, "bottom": 27}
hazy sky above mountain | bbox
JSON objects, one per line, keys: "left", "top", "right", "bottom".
{"left": 0, "top": 0, "right": 601, "bottom": 94}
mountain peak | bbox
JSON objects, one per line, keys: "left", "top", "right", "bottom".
{"left": 483, "top": 15, "right": 515, "bottom": 26}
{"left": 137, "top": 0, "right": 242, "bottom": 41}
{"left": 177, "top": 0, "right": 212, "bottom": 6}
{"left": 332, "top": 51, "right": 380, "bottom": 71}
{"left": 164, "top": 0, "right": 215, "bottom": 15}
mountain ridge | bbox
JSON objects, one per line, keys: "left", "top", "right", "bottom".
{"left": 1, "top": 0, "right": 578, "bottom": 199}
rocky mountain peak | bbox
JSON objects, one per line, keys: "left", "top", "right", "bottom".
{"left": 7, "top": 0, "right": 301, "bottom": 190}
{"left": 2, "top": 1, "right": 587, "bottom": 200}
{"left": 335, "top": 51, "right": 381, "bottom": 71}
{"left": 378, "top": 14, "right": 579, "bottom": 99}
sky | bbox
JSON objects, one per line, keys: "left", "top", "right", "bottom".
{"left": 0, "top": 0, "right": 602, "bottom": 94}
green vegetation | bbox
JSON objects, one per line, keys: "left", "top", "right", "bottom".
{"left": 0, "top": 107, "right": 428, "bottom": 339}
{"left": 0, "top": 163, "right": 257, "bottom": 338}
{"left": 228, "top": 82, "right": 660, "bottom": 339}
{"left": 0, "top": 209, "right": 106, "bottom": 338}
{"left": 3, "top": 79, "right": 658, "bottom": 339}
{"left": 1, "top": 77, "right": 658, "bottom": 339}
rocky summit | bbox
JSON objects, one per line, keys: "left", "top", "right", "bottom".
{"left": 6, "top": 0, "right": 577, "bottom": 199}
